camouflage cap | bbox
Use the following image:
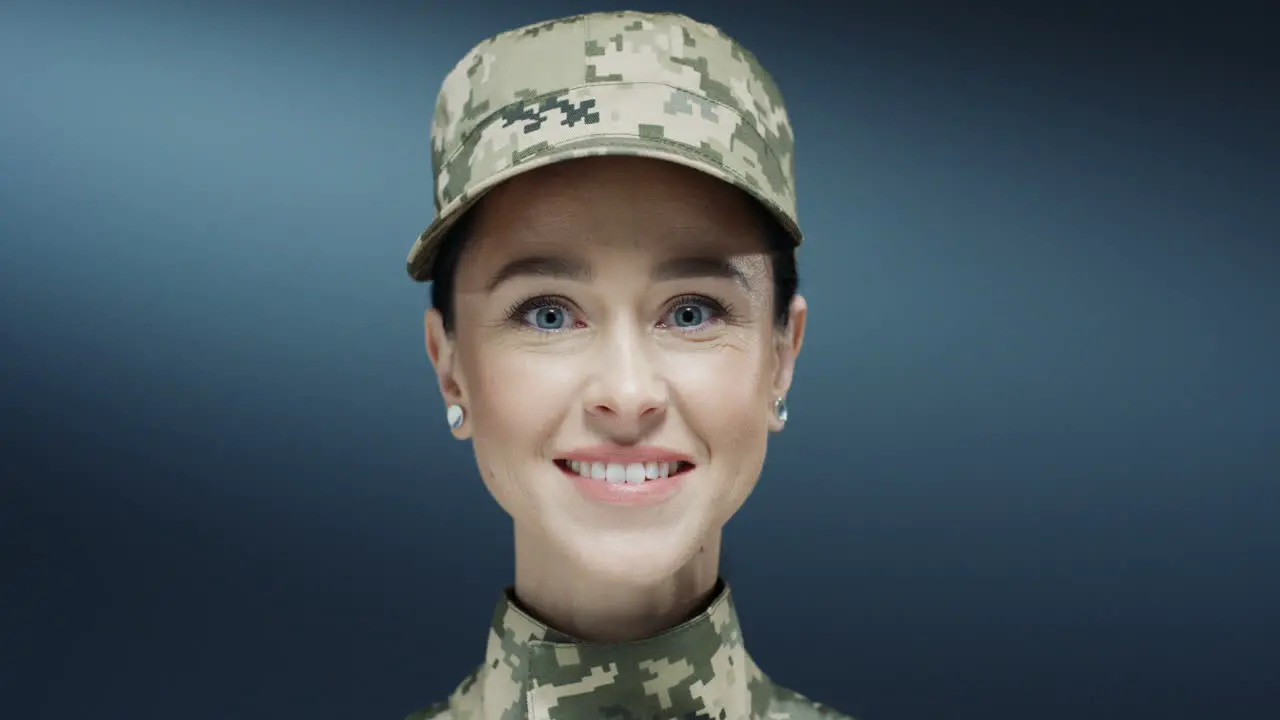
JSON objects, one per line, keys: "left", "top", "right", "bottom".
{"left": 406, "top": 10, "right": 801, "bottom": 282}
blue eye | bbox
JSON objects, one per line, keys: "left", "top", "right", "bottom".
{"left": 668, "top": 302, "right": 711, "bottom": 329}
{"left": 524, "top": 304, "right": 570, "bottom": 330}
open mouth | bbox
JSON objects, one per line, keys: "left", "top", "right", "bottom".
{"left": 555, "top": 459, "right": 695, "bottom": 485}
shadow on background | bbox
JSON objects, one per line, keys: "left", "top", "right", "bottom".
{"left": 2, "top": 1, "right": 1277, "bottom": 718}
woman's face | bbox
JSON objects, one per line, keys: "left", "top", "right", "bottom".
{"left": 425, "top": 156, "right": 806, "bottom": 585}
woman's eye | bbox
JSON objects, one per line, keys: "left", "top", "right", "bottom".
{"left": 524, "top": 304, "right": 571, "bottom": 330}
{"left": 666, "top": 302, "right": 715, "bottom": 329}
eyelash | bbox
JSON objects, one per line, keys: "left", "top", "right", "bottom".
{"left": 661, "top": 294, "right": 734, "bottom": 332}
{"left": 503, "top": 295, "right": 580, "bottom": 332}
{"left": 503, "top": 294, "right": 735, "bottom": 333}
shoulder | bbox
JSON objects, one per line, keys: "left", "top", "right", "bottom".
{"left": 401, "top": 667, "right": 483, "bottom": 720}
{"left": 759, "top": 683, "right": 859, "bottom": 720}
{"left": 752, "top": 662, "right": 858, "bottom": 720}
{"left": 402, "top": 700, "right": 450, "bottom": 720}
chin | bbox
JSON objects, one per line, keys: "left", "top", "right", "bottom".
{"left": 559, "top": 525, "right": 705, "bottom": 587}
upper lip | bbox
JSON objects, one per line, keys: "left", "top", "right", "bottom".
{"left": 557, "top": 445, "right": 694, "bottom": 465}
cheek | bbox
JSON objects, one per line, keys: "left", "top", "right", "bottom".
{"left": 456, "top": 341, "right": 585, "bottom": 514}
{"left": 462, "top": 341, "right": 582, "bottom": 453}
{"left": 665, "top": 340, "right": 774, "bottom": 457}
{"left": 668, "top": 346, "right": 772, "bottom": 528}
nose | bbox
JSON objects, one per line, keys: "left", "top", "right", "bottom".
{"left": 583, "top": 327, "right": 668, "bottom": 433}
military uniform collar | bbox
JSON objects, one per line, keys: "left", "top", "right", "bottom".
{"left": 472, "top": 580, "right": 753, "bottom": 719}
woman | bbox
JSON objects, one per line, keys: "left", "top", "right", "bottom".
{"left": 404, "top": 11, "right": 851, "bottom": 720}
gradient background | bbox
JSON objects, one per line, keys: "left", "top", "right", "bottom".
{"left": 2, "top": 1, "right": 1277, "bottom": 718}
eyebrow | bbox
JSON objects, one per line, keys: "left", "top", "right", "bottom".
{"left": 484, "top": 257, "right": 590, "bottom": 291}
{"left": 653, "top": 256, "right": 749, "bottom": 289}
{"left": 485, "top": 254, "right": 750, "bottom": 292}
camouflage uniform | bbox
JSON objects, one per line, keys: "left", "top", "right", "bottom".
{"left": 404, "top": 11, "right": 847, "bottom": 719}
{"left": 404, "top": 582, "right": 853, "bottom": 720}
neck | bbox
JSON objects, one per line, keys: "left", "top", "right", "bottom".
{"left": 511, "top": 525, "right": 721, "bottom": 643}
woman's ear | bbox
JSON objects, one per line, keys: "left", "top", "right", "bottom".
{"left": 769, "top": 294, "right": 807, "bottom": 431}
{"left": 425, "top": 309, "right": 471, "bottom": 439}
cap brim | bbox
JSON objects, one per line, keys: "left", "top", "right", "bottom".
{"left": 405, "top": 135, "right": 801, "bottom": 282}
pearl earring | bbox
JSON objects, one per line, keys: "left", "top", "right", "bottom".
{"left": 446, "top": 404, "right": 464, "bottom": 430}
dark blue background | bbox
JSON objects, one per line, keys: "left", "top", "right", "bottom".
{"left": 3, "top": 1, "right": 1277, "bottom": 718}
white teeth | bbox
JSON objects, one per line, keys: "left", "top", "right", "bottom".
{"left": 563, "top": 459, "right": 688, "bottom": 483}
{"left": 625, "top": 463, "right": 645, "bottom": 484}
{"left": 605, "top": 463, "right": 626, "bottom": 484}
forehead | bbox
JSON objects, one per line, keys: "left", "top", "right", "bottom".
{"left": 459, "top": 157, "right": 772, "bottom": 266}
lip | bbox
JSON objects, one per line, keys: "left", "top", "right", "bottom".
{"left": 555, "top": 445, "right": 695, "bottom": 507}
{"left": 556, "top": 445, "right": 694, "bottom": 465}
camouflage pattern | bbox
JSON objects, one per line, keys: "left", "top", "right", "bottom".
{"left": 404, "top": 582, "right": 855, "bottom": 720}
{"left": 406, "top": 10, "right": 802, "bottom": 281}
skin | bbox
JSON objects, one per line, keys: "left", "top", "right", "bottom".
{"left": 424, "top": 156, "right": 807, "bottom": 642}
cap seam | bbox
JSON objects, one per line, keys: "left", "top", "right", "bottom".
{"left": 431, "top": 135, "right": 790, "bottom": 242}
{"left": 437, "top": 80, "right": 786, "bottom": 206}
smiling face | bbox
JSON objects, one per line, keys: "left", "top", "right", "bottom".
{"left": 425, "top": 156, "right": 806, "bottom": 586}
